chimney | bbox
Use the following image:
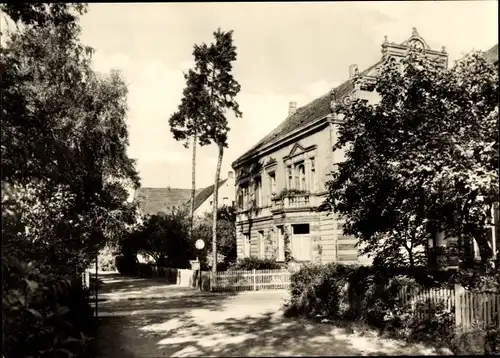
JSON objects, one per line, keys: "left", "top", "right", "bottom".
{"left": 349, "top": 64, "right": 359, "bottom": 80}
{"left": 288, "top": 101, "right": 297, "bottom": 116}
{"left": 228, "top": 170, "right": 234, "bottom": 179}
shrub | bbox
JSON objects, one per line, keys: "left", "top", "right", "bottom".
{"left": 114, "top": 255, "right": 137, "bottom": 276}
{"left": 229, "top": 257, "right": 282, "bottom": 271}
{"left": 285, "top": 262, "right": 360, "bottom": 319}
{"left": 485, "top": 322, "right": 500, "bottom": 355}
{"left": 96, "top": 246, "right": 117, "bottom": 272}
{"left": 136, "top": 263, "right": 155, "bottom": 277}
{"left": 2, "top": 255, "right": 95, "bottom": 358}
{"left": 397, "top": 299, "right": 454, "bottom": 344}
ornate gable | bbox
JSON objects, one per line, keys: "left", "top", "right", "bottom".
{"left": 288, "top": 143, "right": 306, "bottom": 158}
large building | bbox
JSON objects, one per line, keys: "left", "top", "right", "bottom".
{"left": 231, "top": 28, "right": 449, "bottom": 264}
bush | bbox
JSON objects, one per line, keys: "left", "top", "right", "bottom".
{"left": 115, "top": 255, "right": 137, "bottom": 276}
{"left": 228, "top": 257, "right": 282, "bottom": 271}
{"left": 96, "top": 246, "right": 117, "bottom": 272}
{"left": 2, "top": 255, "right": 95, "bottom": 358}
{"left": 285, "top": 262, "right": 359, "bottom": 319}
{"left": 485, "top": 323, "right": 500, "bottom": 355}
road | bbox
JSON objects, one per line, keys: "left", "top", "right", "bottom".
{"left": 90, "top": 272, "right": 448, "bottom": 357}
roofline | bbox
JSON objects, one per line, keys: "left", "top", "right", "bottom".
{"left": 232, "top": 114, "right": 331, "bottom": 169}
{"left": 232, "top": 59, "right": 384, "bottom": 169}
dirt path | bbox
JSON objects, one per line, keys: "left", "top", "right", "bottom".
{"left": 91, "top": 273, "right": 449, "bottom": 357}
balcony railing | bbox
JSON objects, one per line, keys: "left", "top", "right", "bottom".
{"left": 271, "top": 193, "right": 316, "bottom": 210}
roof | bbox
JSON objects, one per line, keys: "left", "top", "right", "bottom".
{"left": 484, "top": 44, "right": 498, "bottom": 63}
{"left": 233, "top": 61, "right": 382, "bottom": 166}
{"left": 134, "top": 187, "right": 192, "bottom": 216}
{"left": 185, "top": 179, "right": 228, "bottom": 212}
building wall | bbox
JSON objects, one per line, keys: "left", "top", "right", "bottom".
{"left": 194, "top": 174, "right": 236, "bottom": 217}
{"left": 234, "top": 30, "right": 447, "bottom": 266}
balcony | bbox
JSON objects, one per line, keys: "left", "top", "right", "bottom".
{"left": 271, "top": 192, "right": 318, "bottom": 211}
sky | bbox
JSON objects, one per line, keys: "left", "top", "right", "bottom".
{"left": 78, "top": 1, "right": 498, "bottom": 189}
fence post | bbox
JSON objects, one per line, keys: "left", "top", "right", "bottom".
{"left": 253, "top": 269, "right": 256, "bottom": 291}
{"left": 454, "top": 284, "right": 464, "bottom": 331}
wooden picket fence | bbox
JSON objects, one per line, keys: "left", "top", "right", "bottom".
{"left": 211, "top": 269, "right": 291, "bottom": 292}
{"left": 396, "top": 284, "right": 500, "bottom": 332}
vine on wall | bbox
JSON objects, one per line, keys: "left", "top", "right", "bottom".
{"left": 283, "top": 225, "right": 293, "bottom": 263}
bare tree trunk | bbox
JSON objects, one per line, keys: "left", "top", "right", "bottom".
{"left": 212, "top": 144, "right": 224, "bottom": 273}
{"left": 190, "top": 131, "right": 197, "bottom": 245}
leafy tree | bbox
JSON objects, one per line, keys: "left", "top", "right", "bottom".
{"left": 193, "top": 206, "right": 237, "bottom": 269}
{"left": 123, "top": 208, "right": 192, "bottom": 269}
{"left": 323, "top": 47, "right": 498, "bottom": 268}
{"left": 169, "top": 29, "right": 242, "bottom": 273}
{"left": 1, "top": 3, "right": 139, "bottom": 276}
{"left": 169, "top": 68, "right": 208, "bottom": 243}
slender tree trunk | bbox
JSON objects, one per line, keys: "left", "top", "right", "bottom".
{"left": 212, "top": 144, "right": 224, "bottom": 273}
{"left": 190, "top": 131, "right": 197, "bottom": 248}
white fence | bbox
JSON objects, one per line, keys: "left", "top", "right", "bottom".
{"left": 211, "top": 269, "right": 291, "bottom": 292}
{"left": 396, "top": 284, "right": 500, "bottom": 332}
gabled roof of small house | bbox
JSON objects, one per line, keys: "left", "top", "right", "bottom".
{"left": 185, "top": 179, "right": 228, "bottom": 212}
{"left": 233, "top": 61, "right": 382, "bottom": 166}
{"left": 134, "top": 187, "right": 193, "bottom": 216}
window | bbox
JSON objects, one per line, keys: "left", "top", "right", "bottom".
{"left": 293, "top": 224, "right": 310, "bottom": 235}
{"left": 243, "top": 233, "right": 251, "bottom": 257}
{"left": 242, "top": 185, "right": 249, "bottom": 210}
{"left": 287, "top": 165, "right": 293, "bottom": 189}
{"left": 209, "top": 201, "right": 213, "bottom": 206}
{"left": 297, "top": 163, "right": 306, "bottom": 190}
{"left": 268, "top": 172, "right": 276, "bottom": 203}
{"left": 258, "top": 231, "right": 265, "bottom": 258}
{"left": 310, "top": 158, "right": 316, "bottom": 192}
{"left": 277, "top": 226, "right": 285, "bottom": 261}
{"left": 223, "top": 197, "right": 228, "bottom": 206}
{"left": 232, "top": 200, "right": 236, "bottom": 207}
{"left": 255, "top": 177, "right": 262, "bottom": 208}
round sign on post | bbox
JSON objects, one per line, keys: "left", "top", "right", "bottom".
{"left": 195, "top": 239, "right": 205, "bottom": 250}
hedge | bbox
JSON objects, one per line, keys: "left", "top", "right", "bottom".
{"left": 2, "top": 255, "right": 95, "bottom": 358}
{"left": 284, "top": 262, "right": 499, "bottom": 354}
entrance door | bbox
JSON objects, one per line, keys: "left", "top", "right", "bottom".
{"left": 291, "top": 224, "right": 311, "bottom": 261}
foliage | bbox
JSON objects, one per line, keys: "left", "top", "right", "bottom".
{"left": 453, "top": 264, "right": 500, "bottom": 291}
{"left": 0, "top": 3, "right": 87, "bottom": 30}
{"left": 484, "top": 323, "right": 500, "bottom": 355}
{"left": 323, "top": 46, "right": 499, "bottom": 268}
{"left": 119, "top": 207, "right": 192, "bottom": 269}
{"left": 275, "top": 188, "right": 309, "bottom": 200}
{"left": 114, "top": 255, "right": 137, "bottom": 276}
{"left": 170, "top": 28, "right": 242, "bottom": 272}
{"left": 193, "top": 206, "right": 237, "bottom": 270}
{"left": 283, "top": 226, "right": 293, "bottom": 263}
{"left": 1, "top": 3, "right": 139, "bottom": 276}
{"left": 383, "top": 298, "right": 455, "bottom": 344}
{"left": 228, "top": 257, "right": 281, "bottom": 271}
{"left": 2, "top": 255, "right": 94, "bottom": 358}
{"left": 94, "top": 245, "right": 118, "bottom": 272}
{"left": 285, "top": 263, "right": 359, "bottom": 319}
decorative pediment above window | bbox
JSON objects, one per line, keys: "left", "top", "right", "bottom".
{"left": 264, "top": 157, "right": 277, "bottom": 171}
{"left": 288, "top": 143, "right": 306, "bottom": 157}
{"left": 283, "top": 143, "right": 317, "bottom": 162}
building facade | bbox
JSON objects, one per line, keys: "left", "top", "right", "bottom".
{"left": 232, "top": 28, "right": 449, "bottom": 264}
{"left": 187, "top": 171, "right": 236, "bottom": 217}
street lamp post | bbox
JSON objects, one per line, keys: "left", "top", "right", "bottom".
{"left": 194, "top": 239, "right": 205, "bottom": 290}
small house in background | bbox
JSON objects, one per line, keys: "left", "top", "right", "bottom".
{"left": 134, "top": 187, "right": 193, "bottom": 216}
{"left": 185, "top": 171, "right": 236, "bottom": 218}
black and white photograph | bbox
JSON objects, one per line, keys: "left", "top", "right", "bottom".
{"left": 1, "top": 1, "right": 499, "bottom": 357}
